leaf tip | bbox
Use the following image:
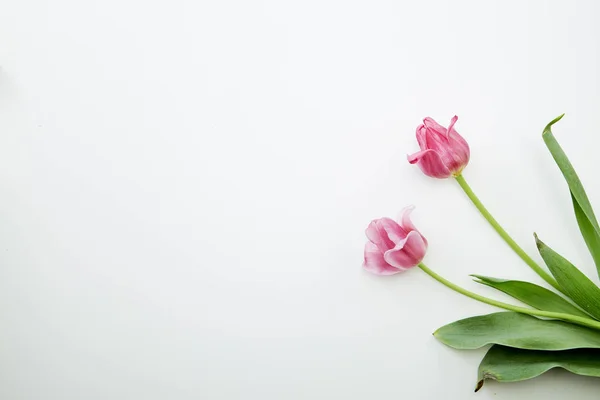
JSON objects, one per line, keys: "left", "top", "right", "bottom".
{"left": 543, "top": 113, "right": 565, "bottom": 136}
{"left": 533, "top": 232, "right": 543, "bottom": 248}
{"left": 475, "top": 379, "right": 484, "bottom": 392}
{"left": 470, "top": 274, "right": 498, "bottom": 281}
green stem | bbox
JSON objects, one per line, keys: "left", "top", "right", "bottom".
{"left": 454, "top": 174, "right": 563, "bottom": 293}
{"left": 418, "top": 262, "right": 600, "bottom": 330}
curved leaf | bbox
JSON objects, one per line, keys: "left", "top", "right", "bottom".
{"left": 572, "top": 192, "right": 600, "bottom": 276}
{"left": 472, "top": 275, "right": 590, "bottom": 318}
{"left": 476, "top": 344, "right": 600, "bottom": 391}
{"left": 535, "top": 235, "right": 600, "bottom": 320}
{"left": 543, "top": 115, "right": 600, "bottom": 278}
{"left": 434, "top": 312, "right": 600, "bottom": 350}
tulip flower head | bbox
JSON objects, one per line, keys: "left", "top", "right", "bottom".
{"left": 407, "top": 116, "right": 470, "bottom": 179}
{"left": 363, "top": 207, "right": 428, "bottom": 275}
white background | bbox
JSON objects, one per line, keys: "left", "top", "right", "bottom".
{"left": 1, "top": 0, "right": 600, "bottom": 398}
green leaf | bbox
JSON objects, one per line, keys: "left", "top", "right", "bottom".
{"left": 543, "top": 115, "right": 600, "bottom": 278}
{"left": 535, "top": 235, "right": 600, "bottom": 320}
{"left": 572, "top": 192, "right": 600, "bottom": 274}
{"left": 476, "top": 344, "right": 600, "bottom": 392}
{"left": 472, "top": 275, "right": 590, "bottom": 318}
{"left": 434, "top": 312, "right": 600, "bottom": 350}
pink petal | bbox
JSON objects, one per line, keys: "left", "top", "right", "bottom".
{"left": 365, "top": 219, "right": 394, "bottom": 251}
{"left": 446, "top": 141, "right": 470, "bottom": 173}
{"left": 446, "top": 116, "right": 469, "bottom": 160}
{"left": 407, "top": 149, "right": 452, "bottom": 179}
{"left": 398, "top": 205, "right": 417, "bottom": 232}
{"left": 422, "top": 117, "right": 447, "bottom": 135}
{"left": 422, "top": 126, "right": 450, "bottom": 155}
{"left": 383, "top": 231, "right": 427, "bottom": 270}
{"left": 378, "top": 218, "right": 408, "bottom": 243}
{"left": 416, "top": 124, "right": 427, "bottom": 150}
{"left": 397, "top": 206, "right": 428, "bottom": 247}
{"left": 446, "top": 135, "right": 470, "bottom": 171}
{"left": 445, "top": 115, "right": 458, "bottom": 139}
{"left": 363, "top": 242, "right": 401, "bottom": 275}
{"left": 365, "top": 218, "right": 406, "bottom": 252}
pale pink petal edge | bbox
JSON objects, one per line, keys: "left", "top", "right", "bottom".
{"left": 363, "top": 242, "right": 402, "bottom": 275}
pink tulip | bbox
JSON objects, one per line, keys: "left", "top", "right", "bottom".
{"left": 407, "top": 116, "right": 470, "bottom": 179}
{"left": 363, "top": 207, "right": 428, "bottom": 275}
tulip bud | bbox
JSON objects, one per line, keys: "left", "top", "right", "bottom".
{"left": 407, "top": 116, "right": 470, "bottom": 179}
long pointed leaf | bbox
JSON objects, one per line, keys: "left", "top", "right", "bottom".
{"left": 476, "top": 345, "right": 600, "bottom": 391}
{"left": 572, "top": 192, "right": 600, "bottom": 272}
{"left": 472, "top": 275, "right": 590, "bottom": 318}
{"left": 543, "top": 115, "right": 600, "bottom": 277}
{"left": 535, "top": 235, "right": 600, "bottom": 320}
{"left": 434, "top": 312, "right": 600, "bottom": 350}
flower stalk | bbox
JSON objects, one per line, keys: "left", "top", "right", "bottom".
{"left": 453, "top": 174, "right": 563, "bottom": 294}
{"left": 417, "top": 262, "right": 600, "bottom": 330}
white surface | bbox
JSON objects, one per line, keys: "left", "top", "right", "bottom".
{"left": 1, "top": 0, "right": 600, "bottom": 398}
